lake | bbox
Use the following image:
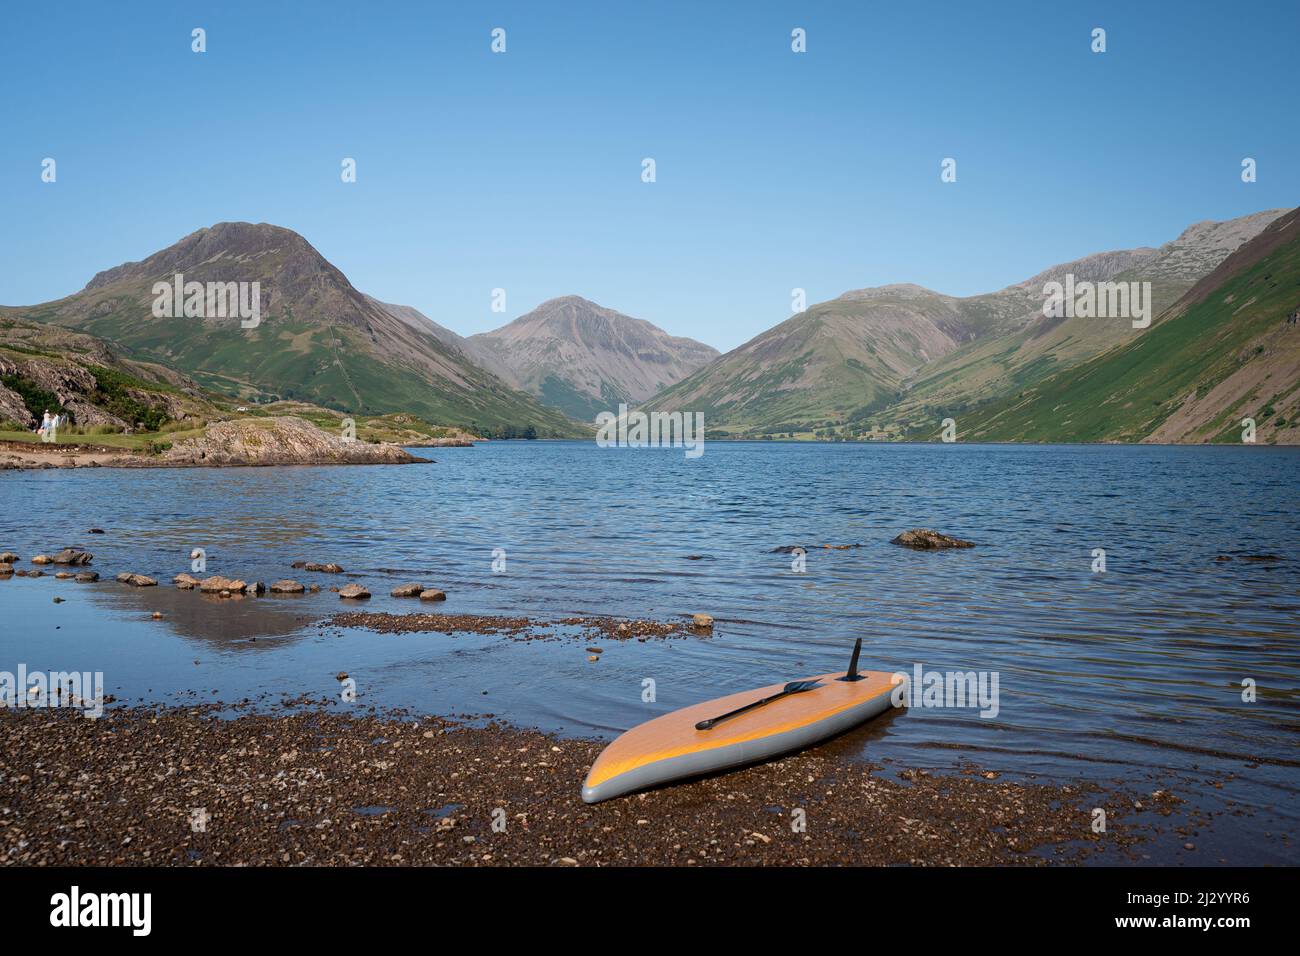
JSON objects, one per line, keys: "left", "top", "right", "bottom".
{"left": 2, "top": 441, "right": 1297, "bottom": 863}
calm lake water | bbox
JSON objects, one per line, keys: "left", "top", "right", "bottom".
{"left": 2, "top": 441, "right": 1298, "bottom": 862}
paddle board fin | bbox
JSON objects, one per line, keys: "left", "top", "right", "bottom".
{"left": 837, "top": 637, "right": 865, "bottom": 682}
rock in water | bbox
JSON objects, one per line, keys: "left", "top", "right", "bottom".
{"left": 199, "top": 576, "right": 247, "bottom": 594}
{"left": 890, "top": 528, "right": 975, "bottom": 550}
{"left": 117, "top": 573, "right": 158, "bottom": 587}
{"left": 418, "top": 589, "right": 446, "bottom": 602}
{"left": 691, "top": 614, "right": 714, "bottom": 630}
{"left": 74, "top": 571, "right": 98, "bottom": 582}
{"left": 270, "top": 580, "right": 305, "bottom": 594}
{"left": 390, "top": 583, "right": 424, "bottom": 597}
{"left": 51, "top": 549, "right": 93, "bottom": 565}
{"left": 339, "top": 584, "right": 371, "bottom": 600}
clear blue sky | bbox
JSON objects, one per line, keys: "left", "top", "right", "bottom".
{"left": 2, "top": 0, "right": 1296, "bottom": 351}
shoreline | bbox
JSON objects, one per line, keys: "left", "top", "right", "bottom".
{"left": 0, "top": 703, "right": 1184, "bottom": 867}
{"left": 0, "top": 437, "right": 433, "bottom": 470}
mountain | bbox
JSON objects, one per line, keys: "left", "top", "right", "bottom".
{"left": 646, "top": 209, "right": 1288, "bottom": 436}
{"left": 875, "top": 209, "right": 1289, "bottom": 434}
{"left": 959, "top": 206, "right": 1300, "bottom": 444}
{"left": 3, "top": 223, "right": 582, "bottom": 437}
{"left": 469, "top": 296, "right": 719, "bottom": 421}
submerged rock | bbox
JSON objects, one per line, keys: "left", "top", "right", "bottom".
{"left": 890, "top": 528, "right": 975, "bottom": 550}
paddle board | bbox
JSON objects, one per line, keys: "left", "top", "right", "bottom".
{"left": 582, "top": 641, "right": 904, "bottom": 803}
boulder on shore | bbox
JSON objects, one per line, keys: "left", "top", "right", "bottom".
{"left": 890, "top": 528, "right": 975, "bottom": 550}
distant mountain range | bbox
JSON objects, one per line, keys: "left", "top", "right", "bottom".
{"left": 3, "top": 209, "right": 1295, "bottom": 444}
{"left": 646, "top": 208, "right": 1296, "bottom": 444}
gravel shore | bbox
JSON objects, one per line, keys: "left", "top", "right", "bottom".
{"left": 0, "top": 705, "right": 1170, "bottom": 866}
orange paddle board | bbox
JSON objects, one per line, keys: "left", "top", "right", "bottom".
{"left": 583, "top": 644, "right": 904, "bottom": 803}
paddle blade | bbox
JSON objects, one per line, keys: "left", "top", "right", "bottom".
{"left": 783, "top": 680, "right": 823, "bottom": 693}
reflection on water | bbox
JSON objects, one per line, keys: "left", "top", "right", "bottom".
{"left": 2, "top": 441, "right": 1298, "bottom": 857}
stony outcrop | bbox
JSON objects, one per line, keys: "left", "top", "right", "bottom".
{"left": 159, "top": 417, "right": 428, "bottom": 467}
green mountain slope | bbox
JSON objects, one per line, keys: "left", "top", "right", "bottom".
{"left": 959, "top": 207, "right": 1300, "bottom": 444}
{"left": 648, "top": 210, "right": 1285, "bottom": 438}
{"left": 4, "top": 223, "right": 583, "bottom": 437}
{"left": 879, "top": 210, "right": 1286, "bottom": 434}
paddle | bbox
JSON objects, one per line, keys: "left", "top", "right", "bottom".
{"left": 694, "top": 680, "right": 823, "bottom": 731}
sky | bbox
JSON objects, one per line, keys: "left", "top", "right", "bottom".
{"left": 2, "top": 0, "right": 1296, "bottom": 352}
